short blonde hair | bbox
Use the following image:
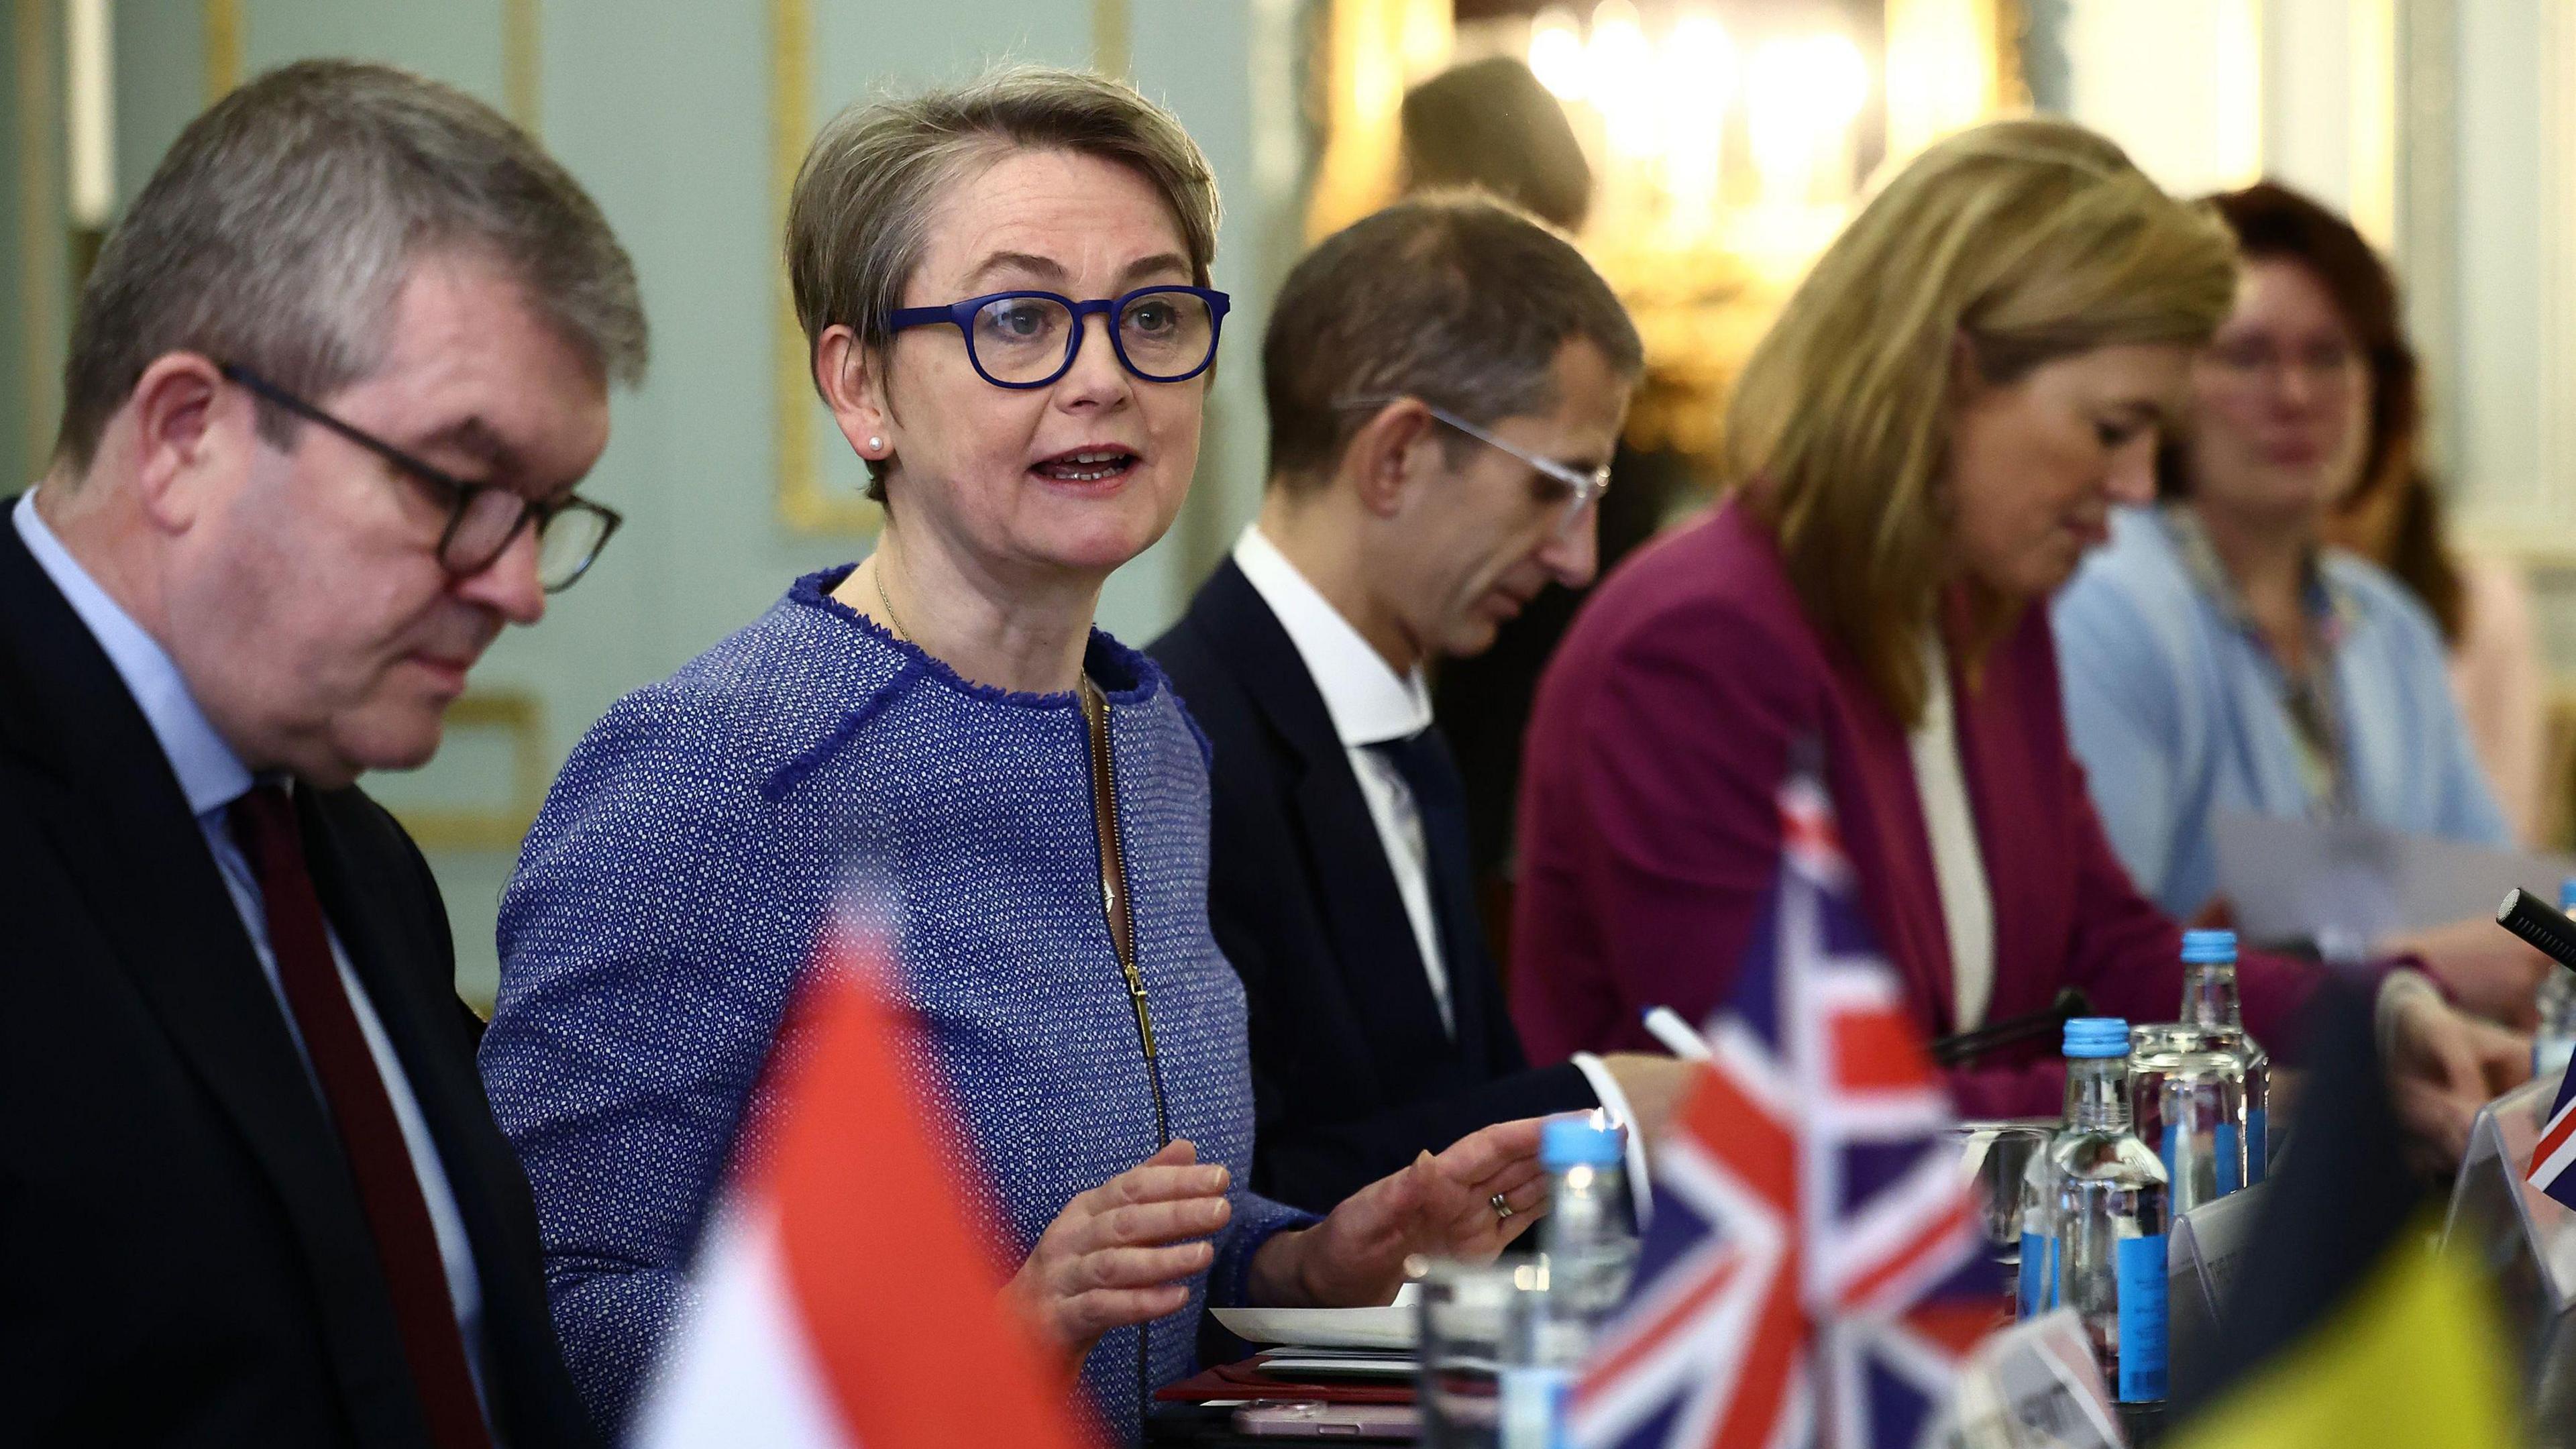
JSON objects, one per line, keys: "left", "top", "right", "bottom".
{"left": 787, "top": 66, "right": 1220, "bottom": 499}
{"left": 1726, "top": 115, "right": 2235, "bottom": 725}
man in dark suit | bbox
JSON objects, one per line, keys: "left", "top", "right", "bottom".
{"left": 1152, "top": 196, "right": 1688, "bottom": 1216}
{"left": 0, "top": 62, "right": 646, "bottom": 1446}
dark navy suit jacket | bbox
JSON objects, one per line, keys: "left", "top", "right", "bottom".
{"left": 0, "top": 500, "right": 594, "bottom": 1448}
{"left": 1152, "top": 558, "right": 1593, "bottom": 1214}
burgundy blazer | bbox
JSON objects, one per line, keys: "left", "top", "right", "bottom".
{"left": 1509, "top": 498, "right": 2323, "bottom": 1118}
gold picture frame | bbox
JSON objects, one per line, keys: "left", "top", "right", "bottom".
{"left": 765, "top": 0, "right": 1132, "bottom": 535}
{"left": 768, "top": 0, "right": 881, "bottom": 536}
{"left": 1309, "top": 0, "right": 2026, "bottom": 466}
{"left": 201, "top": 0, "right": 539, "bottom": 128}
{"left": 388, "top": 690, "right": 551, "bottom": 852}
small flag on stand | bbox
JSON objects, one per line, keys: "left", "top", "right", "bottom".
{"left": 1570, "top": 768, "right": 1996, "bottom": 1449}
{"left": 2531, "top": 1044, "right": 2576, "bottom": 1212}
{"left": 633, "top": 908, "right": 1093, "bottom": 1449}
{"left": 2493, "top": 883, "right": 2576, "bottom": 1210}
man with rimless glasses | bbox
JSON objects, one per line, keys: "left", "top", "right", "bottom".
{"left": 1151, "top": 194, "right": 1693, "bottom": 1216}
{"left": 0, "top": 60, "right": 642, "bottom": 1447}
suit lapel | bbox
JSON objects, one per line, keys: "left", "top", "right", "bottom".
{"left": 298, "top": 790, "right": 494, "bottom": 1232}
{"left": 0, "top": 515, "right": 431, "bottom": 1446}
{"left": 1198, "top": 563, "right": 1459, "bottom": 1077}
{"left": 301, "top": 788, "right": 561, "bottom": 1432}
{"left": 298, "top": 790, "right": 473, "bottom": 1164}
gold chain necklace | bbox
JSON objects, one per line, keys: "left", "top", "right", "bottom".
{"left": 871, "top": 558, "right": 911, "bottom": 642}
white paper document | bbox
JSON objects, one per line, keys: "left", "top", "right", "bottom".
{"left": 2210, "top": 810, "right": 2576, "bottom": 951}
{"left": 1920, "top": 1309, "right": 2122, "bottom": 1449}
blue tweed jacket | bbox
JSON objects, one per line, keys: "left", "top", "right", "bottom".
{"left": 478, "top": 568, "right": 1310, "bottom": 1443}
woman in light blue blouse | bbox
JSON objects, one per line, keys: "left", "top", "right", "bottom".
{"left": 2053, "top": 182, "right": 2522, "bottom": 1004}
{"left": 477, "top": 69, "right": 1547, "bottom": 1444}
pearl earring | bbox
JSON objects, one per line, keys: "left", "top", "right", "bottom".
{"left": 867, "top": 436, "right": 883, "bottom": 452}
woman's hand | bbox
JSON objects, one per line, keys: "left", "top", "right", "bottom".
{"left": 1246, "top": 1118, "right": 1551, "bottom": 1309}
{"left": 1002, "top": 1139, "right": 1230, "bottom": 1364}
{"left": 2384, "top": 988, "right": 2529, "bottom": 1171}
{"left": 2383, "top": 916, "right": 2552, "bottom": 1030}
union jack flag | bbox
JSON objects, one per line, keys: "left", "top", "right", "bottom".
{"left": 2528, "top": 1059, "right": 2576, "bottom": 1211}
{"left": 1570, "top": 769, "right": 2000, "bottom": 1449}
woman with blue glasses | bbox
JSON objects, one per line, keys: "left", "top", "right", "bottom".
{"left": 477, "top": 67, "right": 1548, "bottom": 1444}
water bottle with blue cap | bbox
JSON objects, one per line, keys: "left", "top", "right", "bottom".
{"left": 1499, "top": 1120, "right": 1638, "bottom": 1448}
{"left": 1536, "top": 1119, "right": 1635, "bottom": 1318}
{"left": 2180, "top": 929, "right": 2269, "bottom": 1186}
{"left": 2029, "top": 1018, "right": 2169, "bottom": 1405}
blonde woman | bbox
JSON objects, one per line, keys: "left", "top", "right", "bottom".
{"left": 481, "top": 68, "right": 1544, "bottom": 1445}
{"left": 1508, "top": 119, "right": 2520, "bottom": 1159}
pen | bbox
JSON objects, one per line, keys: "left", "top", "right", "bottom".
{"left": 1641, "top": 1005, "right": 1712, "bottom": 1062}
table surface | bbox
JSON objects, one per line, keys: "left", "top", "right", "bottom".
{"left": 1147, "top": 1397, "right": 2170, "bottom": 1446}
{"left": 1144, "top": 1403, "right": 1411, "bottom": 1446}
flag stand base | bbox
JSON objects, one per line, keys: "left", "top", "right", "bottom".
{"left": 2444, "top": 1074, "right": 2576, "bottom": 1438}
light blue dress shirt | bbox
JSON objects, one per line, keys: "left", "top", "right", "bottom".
{"left": 2051, "top": 504, "right": 2510, "bottom": 920}
{"left": 11, "top": 490, "right": 492, "bottom": 1412}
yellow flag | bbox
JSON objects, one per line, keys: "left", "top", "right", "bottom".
{"left": 2165, "top": 1218, "right": 2520, "bottom": 1449}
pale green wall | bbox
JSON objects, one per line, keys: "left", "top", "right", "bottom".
{"left": 50, "top": 0, "right": 1304, "bottom": 1004}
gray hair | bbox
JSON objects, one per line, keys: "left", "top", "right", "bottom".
{"left": 1262, "top": 193, "right": 1642, "bottom": 487}
{"left": 55, "top": 58, "right": 647, "bottom": 475}
{"left": 787, "top": 64, "right": 1220, "bottom": 500}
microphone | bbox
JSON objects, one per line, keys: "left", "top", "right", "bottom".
{"left": 1931, "top": 985, "right": 2094, "bottom": 1067}
{"left": 2497, "top": 888, "right": 2576, "bottom": 971}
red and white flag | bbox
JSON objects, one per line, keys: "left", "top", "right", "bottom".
{"left": 634, "top": 916, "right": 1092, "bottom": 1448}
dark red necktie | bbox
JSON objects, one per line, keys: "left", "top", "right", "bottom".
{"left": 229, "top": 784, "right": 494, "bottom": 1449}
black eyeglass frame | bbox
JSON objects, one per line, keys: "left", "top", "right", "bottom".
{"left": 215, "top": 362, "right": 623, "bottom": 593}
{"left": 885, "top": 286, "right": 1232, "bottom": 390}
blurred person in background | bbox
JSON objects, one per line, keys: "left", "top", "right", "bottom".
{"left": 478, "top": 68, "right": 1547, "bottom": 1446}
{"left": 1397, "top": 56, "right": 1594, "bottom": 231}
{"left": 1509, "top": 119, "right": 2521, "bottom": 1159}
{"left": 2054, "top": 181, "right": 2545, "bottom": 1026}
{"left": 1, "top": 60, "right": 645, "bottom": 1447}
{"left": 1401, "top": 56, "right": 1695, "bottom": 955}
{"left": 1151, "top": 194, "right": 1689, "bottom": 1218}
{"left": 2328, "top": 405, "right": 2546, "bottom": 850}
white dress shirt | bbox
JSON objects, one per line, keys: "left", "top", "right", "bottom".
{"left": 1231, "top": 526, "right": 1652, "bottom": 1212}
{"left": 13, "top": 491, "right": 492, "bottom": 1412}
{"left": 1233, "top": 525, "right": 1456, "bottom": 1035}
{"left": 1911, "top": 635, "right": 1996, "bottom": 1032}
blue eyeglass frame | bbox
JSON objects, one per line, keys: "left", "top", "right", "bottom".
{"left": 886, "top": 284, "right": 1232, "bottom": 390}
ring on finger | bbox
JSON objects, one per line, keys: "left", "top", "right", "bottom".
{"left": 1490, "top": 1192, "right": 1514, "bottom": 1222}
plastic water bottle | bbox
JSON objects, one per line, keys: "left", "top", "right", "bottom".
{"left": 2178, "top": 930, "right": 2270, "bottom": 1187}
{"left": 2016, "top": 1136, "right": 2057, "bottom": 1318}
{"left": 2017, "top": 1067, "right": 2080, "bottom": 1320}
{"left": 2051, "top": 1017, "right": 2170, "bottom": 1405}
{"left": 1499, "top": 1122, "right": 1637, "bottom": 1448}
{"left": 2534, "top": 881, "right": 2576, "bottom": 1079}
{"left": 2123, "top": 1022, "right": 2188, "bottom": 1212}
{"left": 2153, "top": 1035, "right": 2245, "bottom": 1216}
